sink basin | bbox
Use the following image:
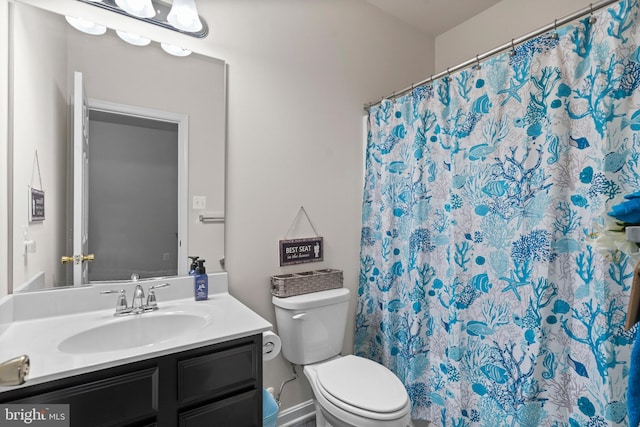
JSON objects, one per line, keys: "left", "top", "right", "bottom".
{"left": 58, "top": 313, "right": 208, "bottom": 354}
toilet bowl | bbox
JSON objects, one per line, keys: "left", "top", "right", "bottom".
{"left": 304, "top": 355, "right": 411, "bottom": 427}
{"left": 272, "top": 288, "right": 412, "bottom": 427}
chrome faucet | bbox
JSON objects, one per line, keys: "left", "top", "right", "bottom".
{"left": 132, "top": 284, "right": 145, "bottom": 309}
{"left": 101, "top": 283, "right": 170, "bottom": 316}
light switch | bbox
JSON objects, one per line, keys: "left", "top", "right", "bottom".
{"left": 193, "top": 196, "right": 206, "bottom": 210}
{"left": 24, "top": 240, "right": 36, "bottom": 254}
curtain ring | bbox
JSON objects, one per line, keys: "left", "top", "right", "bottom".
{"left": 474, "top": 54, "right": 481, "bottom": 70}
{"left": 589, "top": 3, "right": 597, "bottom": 24}
{"left": 510, "top": 39, "right": 516, "bottom": 56}
{"left": 446, "top": 67, "right": 452, "bottom": 82}
{"left": 552, "top": 19, "right": 559, "bottom": 39}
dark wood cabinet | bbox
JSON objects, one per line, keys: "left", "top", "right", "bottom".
{"left": 0, "top": 334, "right": 263, "bottom": 427}
{"left": 178, "top": 390, "right": 261, "bottom": 427}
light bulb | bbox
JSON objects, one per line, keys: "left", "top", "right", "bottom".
{"left": 115, "top": 0, "right": 156, "bottom": 18}
{"left": 116, "top": 30, "right": 151, "bottom": 46}
{"left": 65, "top": 16, "right": 107, "bottom": 35}
{"left": 167, "top": 0, "right": 203, "bottom": 32}
{"left": 160, "top": 43, "right": 192, "bottom": 57}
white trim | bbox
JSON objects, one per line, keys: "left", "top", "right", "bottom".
{"left": 86, "top": 99, "right": 189, "bottom": 276}
{"left": 277, "top": 399, "right": 316, "bottom": 427}
{"left": 0, "top": 0, "right": 8, "bottom": 297}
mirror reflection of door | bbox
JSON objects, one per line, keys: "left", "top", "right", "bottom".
{"left": 72, "top": 71, "right": 90, "bottom": 286}
{"left": 72, "top": 72, "right": 184, "bottom": 283}
{"left": 87, "top": 108, "right": 179, "bottom": 282}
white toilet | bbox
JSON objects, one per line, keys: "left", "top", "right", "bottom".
{"left": 272, "top": 288, "right": 412, "bottom": 427}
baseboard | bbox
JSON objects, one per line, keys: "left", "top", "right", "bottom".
{"left": 277, "top": 399, "right": 316, "bottom": 427}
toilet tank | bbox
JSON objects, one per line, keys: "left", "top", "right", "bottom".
{"left": 272, "top": 288, "right": 350, "bottom": 365}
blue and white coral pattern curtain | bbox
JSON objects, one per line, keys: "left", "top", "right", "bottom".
{"left": 356, "top": 1, "right": 640, "bottom": 425}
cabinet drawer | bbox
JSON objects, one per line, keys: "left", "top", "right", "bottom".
{"left": 178, "top": 389, "right": 260, "bottom": 427}
{"left": 177, "top": 342, "right": 258, "bottom": 403}
{"left": 12, "top": 368, "right": 158, "bottom": 427}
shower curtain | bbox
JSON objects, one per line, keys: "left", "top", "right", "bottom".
{"left": 356, "top": 1, "right": 640, "bottom": 425}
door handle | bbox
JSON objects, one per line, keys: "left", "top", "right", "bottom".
{"left": 61, "top": 254, "right": 95, "bottom": 264}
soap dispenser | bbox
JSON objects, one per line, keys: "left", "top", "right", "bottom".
{"left": 188, "top": 256, "right": 199, "bottom": 275}
{"left": 194, "top": 259, "right": 208, "bottom": 301}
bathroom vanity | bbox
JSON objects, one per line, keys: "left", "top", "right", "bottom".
{"left": 0, "top": 273, "right": 272, "bottom": 427}
{"left": 0, "top": 335, "right": 262, "bottom": 426}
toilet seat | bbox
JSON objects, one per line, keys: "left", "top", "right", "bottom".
{"left": 314, "top": 355, "right": 410, "bottom": 421}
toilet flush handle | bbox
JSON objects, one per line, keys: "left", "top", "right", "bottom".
{"left": 292, "top": 312, "right": 307, "bottom": 320}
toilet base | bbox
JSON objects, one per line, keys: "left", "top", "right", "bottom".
{"left": 313, "top": 400, "right": 335, "bottom": 427}
{"left": 313, "top": 399, "right": 413, "bottom": 427}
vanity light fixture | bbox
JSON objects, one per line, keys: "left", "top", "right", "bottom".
{"left": 64, "top": 15, "right": 107, "bottom": 35}
{"left": 78, "top": 0, "right": 208, "bottom": 38}
{"left": 67, "top": 0, "right": 207, "bottom": 57}
{"left": 115, "top": 29, "right": 152, "bottom": 46}
{"left": 160, "top": 42, "right": 192, "bottom": 57}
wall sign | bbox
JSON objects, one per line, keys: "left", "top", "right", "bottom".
{"left": 279, "top": 237, "right": 323, "bottom": 266}
{"left": 29, "top": 188, "right": 45, "bottom": 222}
{"left": 30, "top": 151, "right": 46, "bottom": 222}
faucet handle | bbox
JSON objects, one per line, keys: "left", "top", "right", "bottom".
{"left": 101, "top": 289, "right": 128, "bottom": 314}
{"left": 147, "top": 283, "right": 170, "bottom": 309}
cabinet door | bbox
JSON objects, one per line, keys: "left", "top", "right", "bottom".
{"left": 177, "top": 341, "right": 259, "bottom": 404}
{"left": 178, "top": 390, "right": 260, "bottom": 427}
{"left": 12, "top": 368, "right": 158, "bottom": 427}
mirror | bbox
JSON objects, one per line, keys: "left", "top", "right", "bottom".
{"left": 9, "top": 1, "right": 226, "bottom": 293}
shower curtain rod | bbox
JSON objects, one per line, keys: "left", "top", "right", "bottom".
{"left": 365, "top": 0, "right": 621, "bottom": 110}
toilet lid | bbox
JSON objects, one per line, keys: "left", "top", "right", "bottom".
{"left": 316, "top": 355, "right": 408, "bottom": 413}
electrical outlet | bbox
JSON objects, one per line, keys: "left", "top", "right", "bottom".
{"left": 192, "top": 196, "right": 206, "bottom": 210}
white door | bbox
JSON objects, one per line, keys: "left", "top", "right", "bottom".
{"left": 73, "top": 71, "right": 91, "bottom": 285}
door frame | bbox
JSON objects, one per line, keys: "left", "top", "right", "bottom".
{"left": 88, "top": 99, "right": 189, "bottom": 277}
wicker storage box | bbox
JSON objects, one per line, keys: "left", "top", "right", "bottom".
{"left": 271, "top": 269, "right": 343, "bottom": 297}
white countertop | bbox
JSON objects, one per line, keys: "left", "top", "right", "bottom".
{"left": 0, "top": 273, "right": 272, "bottom": 392}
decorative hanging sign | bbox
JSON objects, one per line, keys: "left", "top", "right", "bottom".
{"left": 29, "top": 188, "right": 45, "bottom": 222}
{"left": 29, "top": 150, "right": 45, "bottom": 222}
{"left": 279, "top": 237, "right": 323, "bottom": 266}
{"left": 279, "top": 207, "right": 324, "bottom": 266}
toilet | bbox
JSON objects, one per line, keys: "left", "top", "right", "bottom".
{"left": 272, "top": 288, "right": 412, "bottom": 427}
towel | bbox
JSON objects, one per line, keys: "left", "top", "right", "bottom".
{"left": 629, "top": 333, "right": 640, "bottom": 427}
{"left": 609, "top": 191, "right": 640, "bottom": 224}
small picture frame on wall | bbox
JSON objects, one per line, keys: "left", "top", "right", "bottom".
{"left": 29, "top": 188, "right": 45, "bottom": 222}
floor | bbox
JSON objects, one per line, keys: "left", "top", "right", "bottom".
{"left": 289, "top": 418, "right": 316, "bottom": 427}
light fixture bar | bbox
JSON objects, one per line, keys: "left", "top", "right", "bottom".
{"left": 78, "top": 0, "right": 208, "bottom": 38}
